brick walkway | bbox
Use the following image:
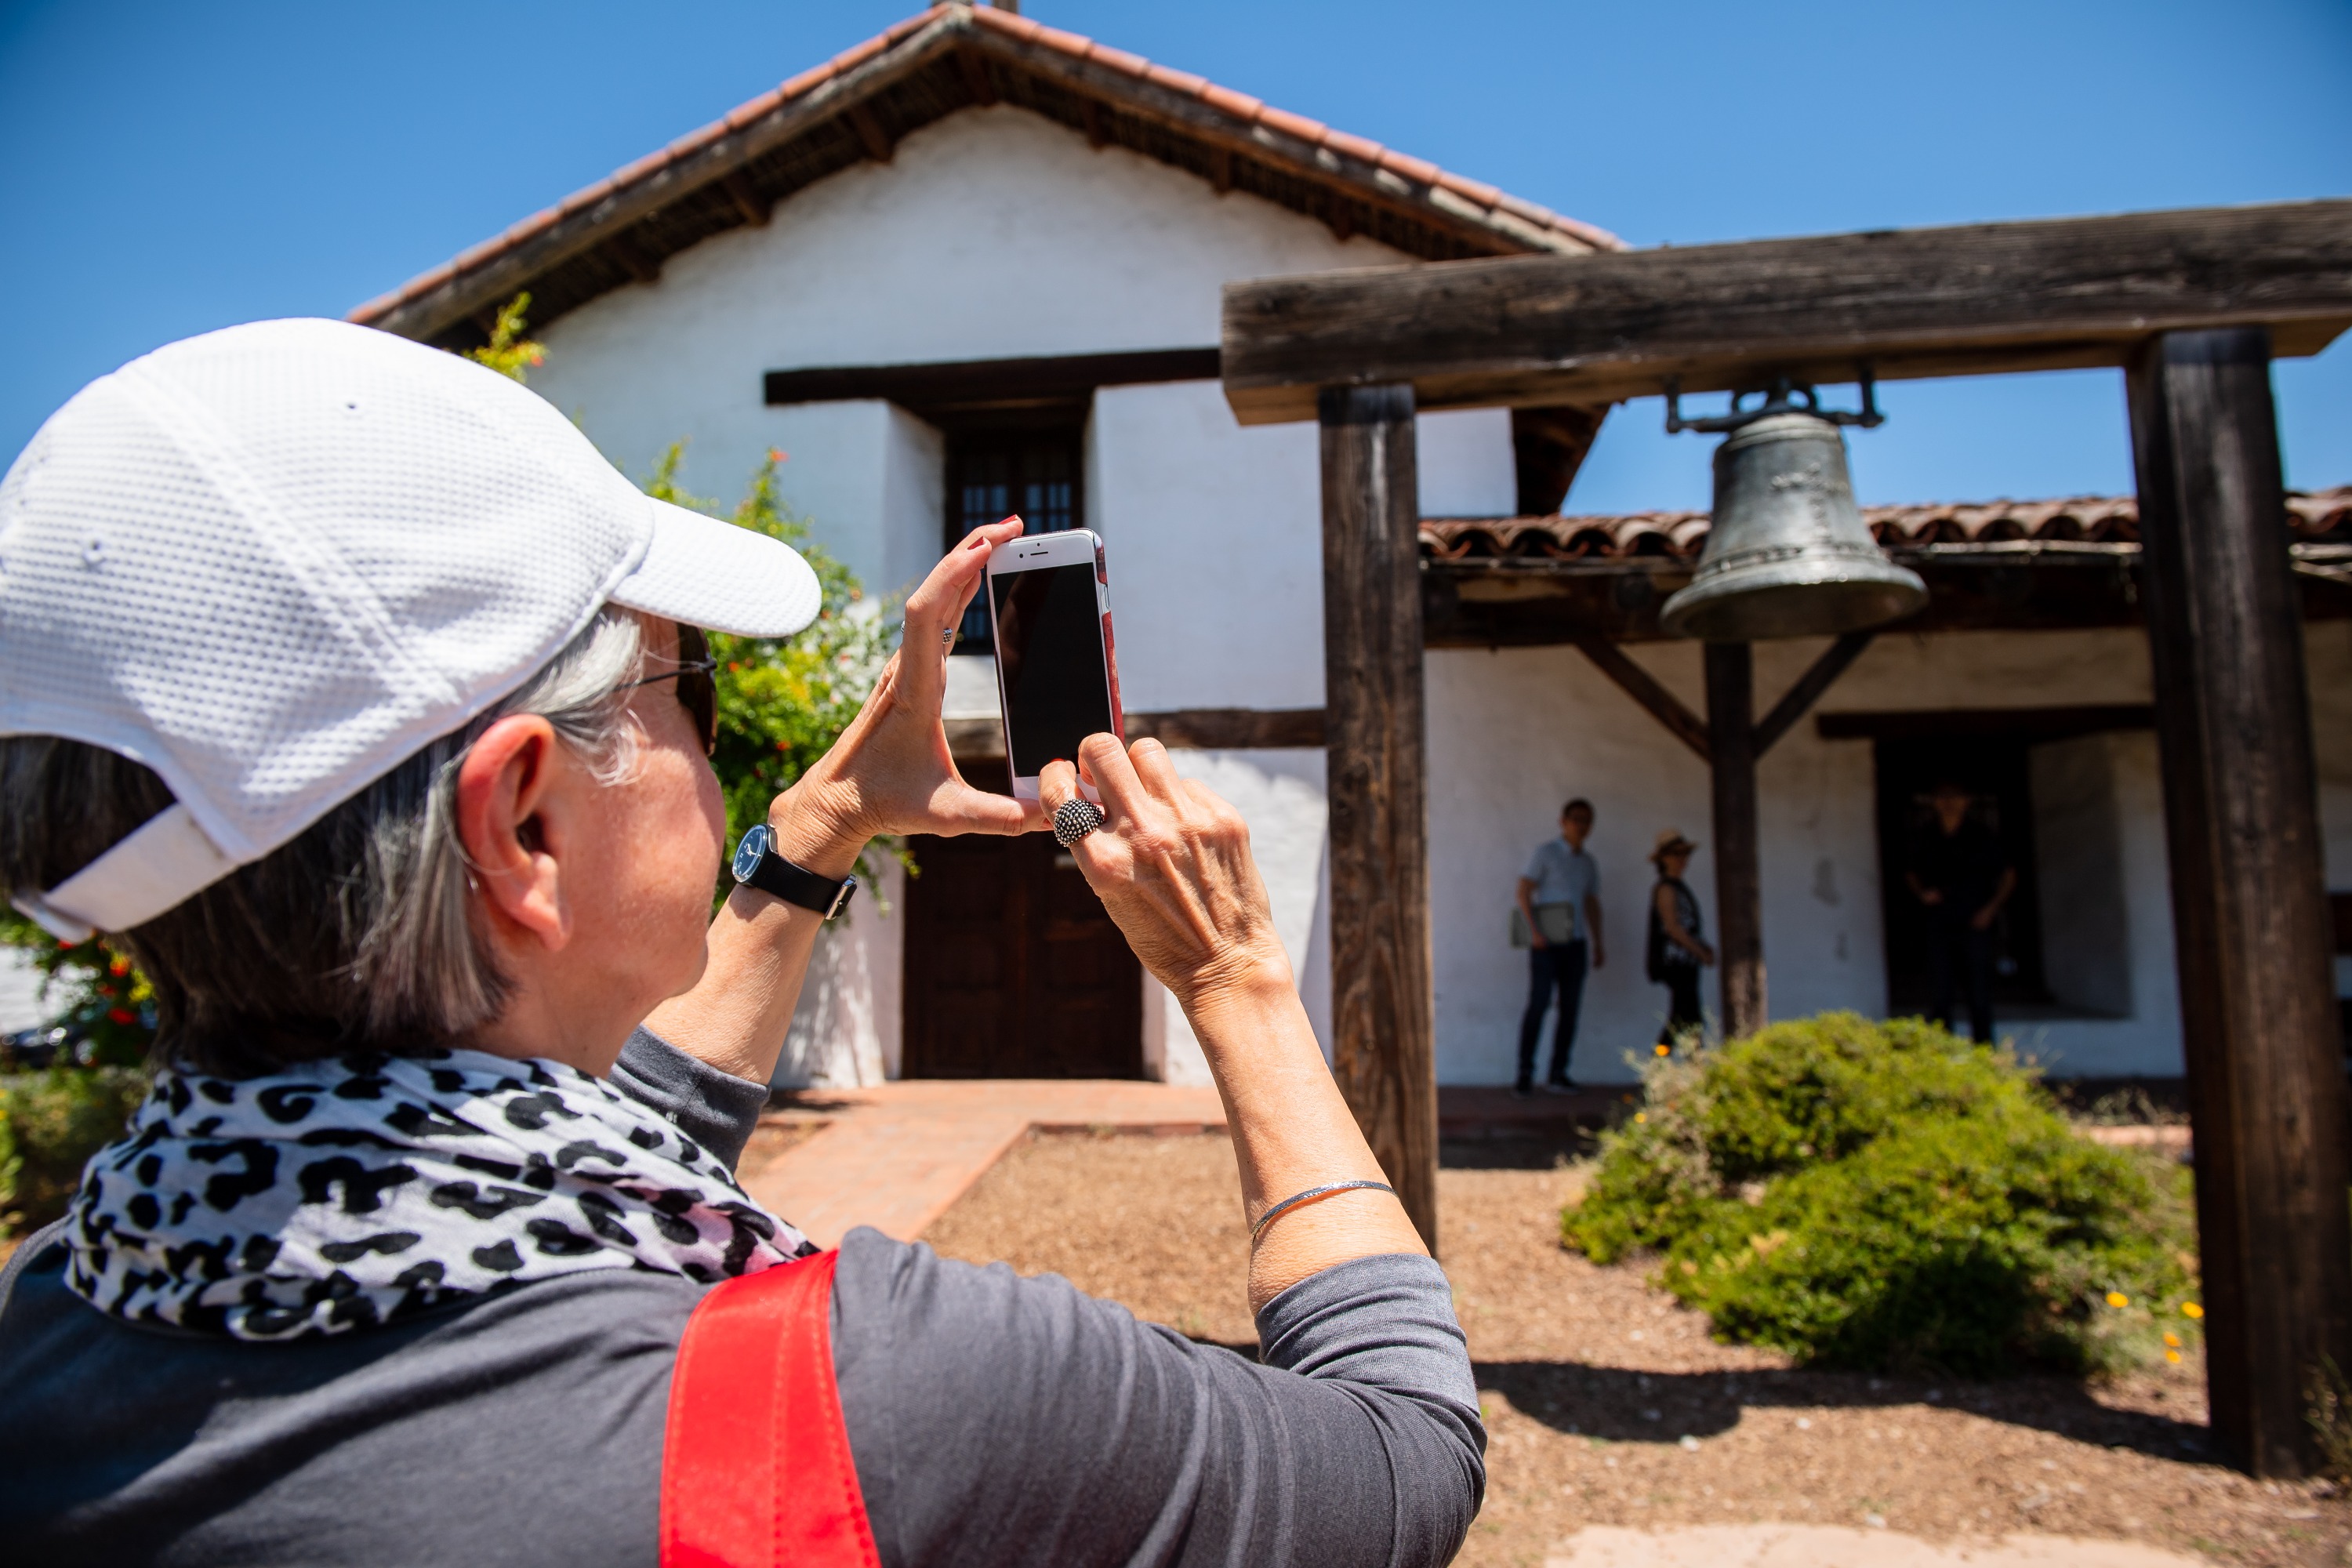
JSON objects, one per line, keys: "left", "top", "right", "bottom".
{"left": 740, "top": 1080, "right": 1226, "bottom": 1247}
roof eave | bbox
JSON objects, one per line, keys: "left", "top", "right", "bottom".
{"left": 351, "top": 4, "right": 1621, "bottom": 345}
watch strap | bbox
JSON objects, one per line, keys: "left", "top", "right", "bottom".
{"left": 740, "top": 833, "right": 858, "bottom": 920}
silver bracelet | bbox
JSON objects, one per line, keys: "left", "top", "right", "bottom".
{"left": 1248, "top": 1179, "right": 1396, "bottom": 1244}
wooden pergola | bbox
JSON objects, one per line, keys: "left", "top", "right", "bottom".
{"left": 1220, "top": 198, "right": 2352, "bottom": 1478}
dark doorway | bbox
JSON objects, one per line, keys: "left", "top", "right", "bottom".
{"left": 901, "top": 767, "right": 1142, "bottom": 1079}
{"left": 946, "top": 425, "right": 1084, "bottom": 651}
{"left": 1873, "top": 735, "right": 2053, "bottom": 1018}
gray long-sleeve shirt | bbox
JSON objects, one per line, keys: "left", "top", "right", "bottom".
{"left": 0, "top": 1033, "right": 1485, "bottom": 1566}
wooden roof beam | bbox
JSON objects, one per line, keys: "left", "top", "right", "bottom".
{"left": 1221, "top": 200, "right": 2352, "bottom": 424}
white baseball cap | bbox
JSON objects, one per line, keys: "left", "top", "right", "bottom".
{"left": 1, "top": 318, "right": 822, "bottom": 942}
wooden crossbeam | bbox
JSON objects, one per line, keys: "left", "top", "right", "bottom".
{"left": 1221, "top": 200, "right": 2352, "bottom": 423}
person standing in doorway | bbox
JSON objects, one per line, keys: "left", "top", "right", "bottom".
{"left": 1514, "top": 799, "right": 1604, "bottom": 1096}
{"left": 1646, "top": 830, "right": 1714, "bottom": 1046}
{"left": 1906, "top": 779, "right": 2016, "bottom": 1043}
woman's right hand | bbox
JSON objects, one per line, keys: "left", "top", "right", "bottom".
{"left": 1039, "top": 735, "right": 1290, "bottom": 1012}
{"left": 766, "top": 519, "right": 1036, "bottom": 873}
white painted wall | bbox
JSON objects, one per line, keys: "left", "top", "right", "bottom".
{"left": 1094, "top": 382, "right": 1512, "bottom": 713}
{"left": 1143, "top": 749, "right": 1333, "bottom": 1085}
{"left": 0, "top": 948, "right": 45, "bottom": 1034}
{"left": 529, "top": 105, "right": 1407, "bottom": 564}
{"left": 771, "top": 858, "right": 905, "bottom": 1089}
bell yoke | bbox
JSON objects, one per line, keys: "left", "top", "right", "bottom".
{"left": 1659, "top": 373, "right": 1928, "bottom": 643}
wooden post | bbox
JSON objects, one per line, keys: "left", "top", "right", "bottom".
{"left": 2126, "top": 328, "right": 2352, "bottom": 1478}
{"left": 1704, "top": 642, "right": 1766, "bottom": 1040}
{"left": 1319, "top": 383, "right": 1439, "bottom": 1251}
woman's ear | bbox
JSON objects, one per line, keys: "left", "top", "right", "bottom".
{"left": 455, "top": 713, "right": 575, "bottom": 951}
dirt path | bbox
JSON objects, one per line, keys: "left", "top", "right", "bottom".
{"left": 924, "top": 1131, "right": 2349, "bottom": 1566}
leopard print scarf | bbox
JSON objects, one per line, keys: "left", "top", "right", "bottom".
{"left": 62, "top": 1046, "right": 812, "bottom": 1340}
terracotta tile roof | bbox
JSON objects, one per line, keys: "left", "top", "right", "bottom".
{"left": 350, "top": 3, "right": 1620, "bottom": 347}
{"left": 1421, "top": 487, "right": 2352, "bottom": 562}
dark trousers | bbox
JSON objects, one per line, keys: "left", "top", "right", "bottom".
{"left": 1657, "top": 964, "right": 1703, "bottom": 1045}
{"left": 1927, "top": 914, "right": 1995, "bottom": 1043}
{"left": 1517, "top": 940, "right": 1588, "bottom": 1088}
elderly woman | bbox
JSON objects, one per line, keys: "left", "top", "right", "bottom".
{"left": 0, "top": 322, "right": 1482, "bottom": 1567}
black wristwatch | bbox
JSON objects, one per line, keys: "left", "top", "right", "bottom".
{"left": 731, "top": 824, "right": 858, "bottom": 919}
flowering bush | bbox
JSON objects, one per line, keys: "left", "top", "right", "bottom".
{"left": 1563, "top": 1012, "right": 2200, "bottom": 1376}
{"left": 637, "top": 445, "right": 898, "bottom": 884}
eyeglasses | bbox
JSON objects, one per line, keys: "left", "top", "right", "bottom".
{"left": 619, "top": 623, "right": 717, "bottom": 756}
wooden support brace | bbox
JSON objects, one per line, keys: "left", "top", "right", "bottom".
{"left": 1208, "top": 145, "right": 1233, "bottom": 194}
{"left": 1320, "top": 383, "right": 1439, "bottom": 1253}
{"left": 720, "top": 169, "right": 770, "bottom": 229}
{"left": 1569, "top": 637, "right": 1709, "bottom": 762}
{"left": 1080, "top": 98, "right": 1108, "bottom": 150}
{"left": 2127, "top": 325, "right": 2352, "bottom": 1478}
{"left": 1754, "top": 631, "right": 1876, "bottom": 756}
{"left": 846, "top": 103, "right": 895, "bottom": 164}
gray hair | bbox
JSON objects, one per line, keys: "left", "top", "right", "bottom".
{"left": 0, "top": 608, "right": 648, "bottom": 1076}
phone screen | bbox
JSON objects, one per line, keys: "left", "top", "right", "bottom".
{"left": 992, "top": 562, "right": 1114, "bottom": 778}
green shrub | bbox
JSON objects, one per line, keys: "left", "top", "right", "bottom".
{"left": 0, "top": 1067, "right": 148, "bottom": 1234}
{"left": 1562, "top": 1012, "right": 2200, "bottom": 1376}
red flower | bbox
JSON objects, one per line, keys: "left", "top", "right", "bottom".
{"left": 107, "top": 1008, "right": 136, "bottom": 1025}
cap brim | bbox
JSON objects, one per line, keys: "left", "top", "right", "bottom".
{"left": 608, "top": 496, "right": 823, "bottom": 638}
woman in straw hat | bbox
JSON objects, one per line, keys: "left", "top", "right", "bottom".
{"left": 1646, "top": 829, "right": 1715, "bottom": 1047}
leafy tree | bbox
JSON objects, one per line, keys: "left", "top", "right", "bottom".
{"left": 639, "top": 443, "right": 902, "bottom": 888}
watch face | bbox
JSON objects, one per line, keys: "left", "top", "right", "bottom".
{"left": 731, "top": 823, "right": 770, "bottom": 884}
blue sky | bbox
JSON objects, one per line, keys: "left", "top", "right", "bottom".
{"left": 2, "top": 0, "right": 2346, "bottom": 514}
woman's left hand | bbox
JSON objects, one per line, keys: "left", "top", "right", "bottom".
{"left": 766, "top": 517, "right": 1039, "bottom": 871}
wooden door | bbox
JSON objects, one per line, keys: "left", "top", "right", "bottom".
{"left": 902, "top": 829, "right": 1142, "bottom": 1080}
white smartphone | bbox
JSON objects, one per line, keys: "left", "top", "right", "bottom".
{"left": 984, "top": 523, "right": 1124, "bottom": 804}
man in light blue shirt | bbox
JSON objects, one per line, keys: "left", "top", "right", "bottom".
{"left": 1513, "top": 798, "right": 1605, "bottom": 1095}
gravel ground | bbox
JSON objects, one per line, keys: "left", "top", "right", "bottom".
{"left": 924, "top": 1130, "right": 2350, "bottom": 1568}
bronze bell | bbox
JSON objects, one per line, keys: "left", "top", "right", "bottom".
{"left": 1657, "top": 379, "right": 1926, "bottom": 641}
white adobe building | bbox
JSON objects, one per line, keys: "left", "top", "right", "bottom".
{"left": 351, "top": 3, "right": 2352, "bottom": 1091}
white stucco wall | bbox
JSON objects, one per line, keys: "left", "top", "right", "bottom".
{"left": 0, "top": 948, "right": 45, "bottom": 1034}
{"left": 528, "top": 105, "right": 1406, "bottom": 551}
{"left": 1144, "top": 748, "right": 1334, "bottom": 1085}
{"left": 771, "top": 858, "right": 905, "bottom": 1089}
{"left": 1091, "top": 384, "right": 1511, "bottom": 714}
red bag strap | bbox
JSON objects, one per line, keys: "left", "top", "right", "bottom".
{"left": 661, "top": 1250, "right": 880, "bottom": 1568}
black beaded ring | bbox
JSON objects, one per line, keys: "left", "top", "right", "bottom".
{"left": 1052, "top": 798, "right": 1105, "bottom": 848}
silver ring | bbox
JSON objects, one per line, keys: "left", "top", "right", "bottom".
{"left": 940, "top": 627, "right": 958, "bottom": 649}
{"left": 1052, "top": 798, "right": 1105, "bottom": 848}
